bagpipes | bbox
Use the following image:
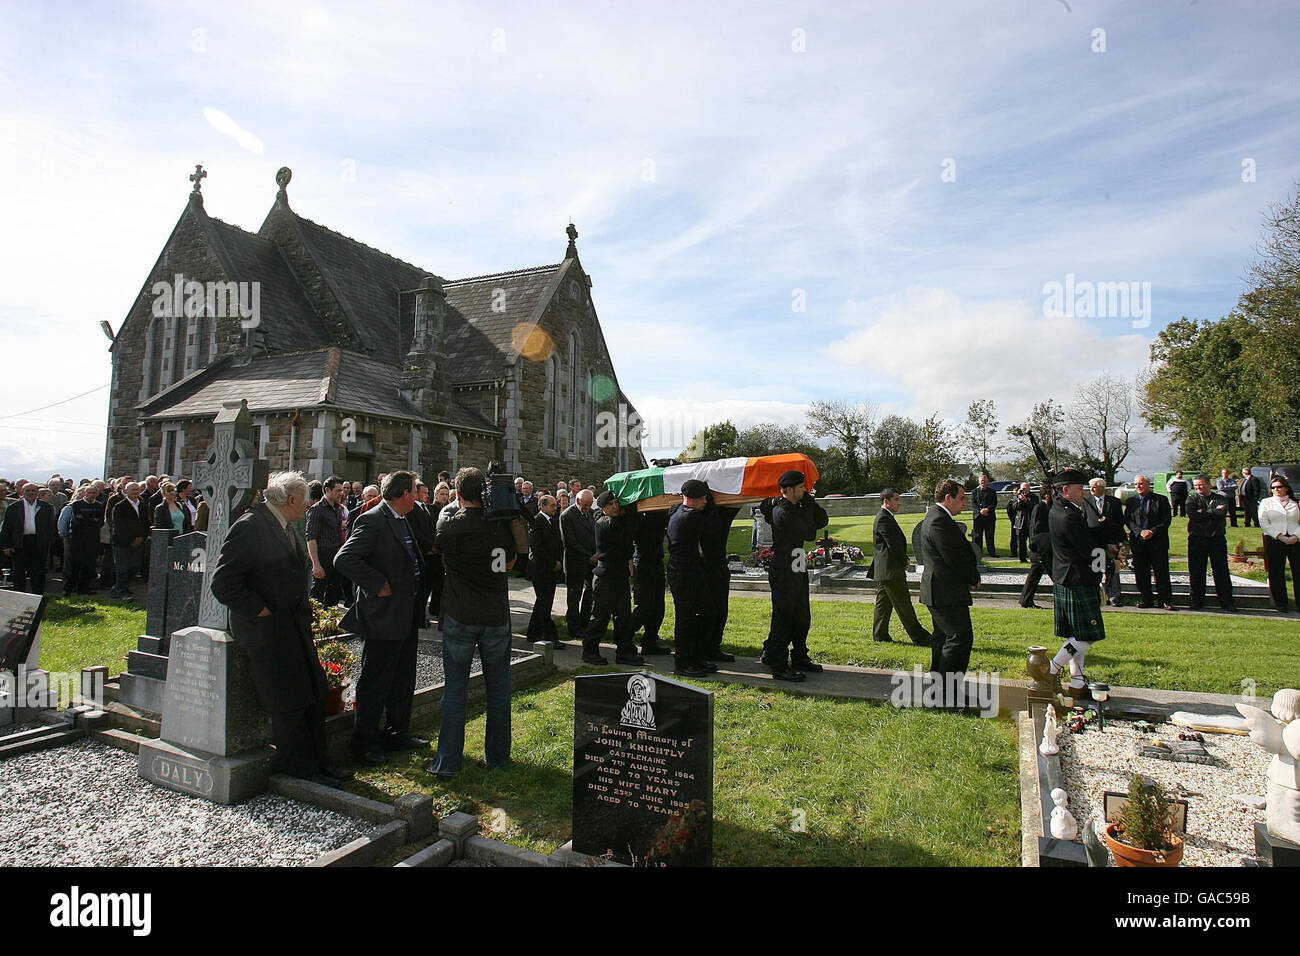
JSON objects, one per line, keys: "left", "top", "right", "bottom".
{"left": 1028, "top": 431, "right": 1062, "bottom": 503}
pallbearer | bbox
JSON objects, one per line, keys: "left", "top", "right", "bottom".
{"left": 630, "top": 508, "right": 671, "bottom": 656}
{"left": 584, "top": 491, "right": 643, "bottom": 665}
{"left": 758, "top": 470, "right": 829, "bottom": 682}
{"left": 700, "top": 491, "right": 740, "bottom": 663}
{"left": 1046, "top": 468, "right": 1107, "bottom": 702}
{"left": 666, "top": 479, "right": 712, "bottom": 678}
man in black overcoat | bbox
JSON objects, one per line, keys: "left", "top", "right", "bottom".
{"left": 559, "top": 489, "right": 598, "bottom": 639}
{"left": 912, "top": 478, "right": 981, "bottom": 677}
{"left": 210, "top": 471, "right": 351, "bottom": 785}
{"left": 526, "top": 494, "right": 563, "bottom": 646}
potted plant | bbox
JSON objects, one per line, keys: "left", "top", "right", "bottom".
{"left": 1104, "top": 774, "right": 1184, "bottom": 867}
{"left": 317, "top": 640, "right": 357, "bottom": 715}
{"left": 311, "top": 599, "right": 347, "bottom": 643}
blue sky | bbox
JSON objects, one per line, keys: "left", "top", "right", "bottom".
{"left": 2, "top": 0, "right": 1297, "bottom": 480}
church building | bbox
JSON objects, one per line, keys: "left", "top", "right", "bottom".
{"left": 104, "top": 165, "right": 646, "bottom": 487}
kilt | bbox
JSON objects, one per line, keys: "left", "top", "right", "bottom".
{"left": 1052, "top": 583, "right": 1106, "bottom": 643}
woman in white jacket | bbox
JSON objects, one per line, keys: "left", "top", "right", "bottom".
{"left": 1258, "top": 474, "right": 1300, "bottom": 613}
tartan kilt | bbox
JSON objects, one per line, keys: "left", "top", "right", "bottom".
{"left": 1052, "top": 583, "right": 1107, "bottom": 643}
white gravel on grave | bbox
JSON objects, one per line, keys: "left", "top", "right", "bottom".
{"left": 1059, "top": 718, "right": 1270, "bottom": 867}
{"left": 0, "top": 739, "right": 376, "bottom": 867}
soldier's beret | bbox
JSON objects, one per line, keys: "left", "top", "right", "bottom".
{"left": 680, "top": 479, "right": 710, "bottom": 498}
{"left": 596, "top": 490, "right": 618, "bottom": 508}
{"left": 1052, "top": 468, "right": 1091, "bottom": 487}
{"left": 778, "top": 470, "right": 806, "bottom": 488}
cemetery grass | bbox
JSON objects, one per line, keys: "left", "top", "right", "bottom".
{"left": 37, "top": 595, "right": 143, "bottom": 698}
{"left": 727, "top": 513, "right": 1293, "bottom": 587}
{"left": 350, "top": 670, "right": 1021, "bottom": 866}
{"left": 701, "top": 596, "right": 1299, "bottom": 696}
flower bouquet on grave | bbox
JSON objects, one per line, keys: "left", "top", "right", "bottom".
{"left": 311, "top": 599, "right": 347, "bottom": 642}
{"left": 317, "top": 641, "right": 357, "bottom": 715}
{"left": 645, "top": 799, "right": 710, "bottom": 867}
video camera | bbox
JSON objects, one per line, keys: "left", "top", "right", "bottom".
{"left": 483, "top": 460, "right": 521, "bottom": 522}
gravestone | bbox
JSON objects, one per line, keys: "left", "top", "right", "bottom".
{"left": 0, "top": 590, "right": 52, "bottom": 726}
{"left": 572, "top": 671, "right": 713, "bottom": 866}
{"left": 137, "top": 400, "right": 273, "bottom": 804}
{"left": 120, "top": 529, "right": 207, "bottom": 711}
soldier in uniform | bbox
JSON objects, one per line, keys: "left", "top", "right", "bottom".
{"left": 700, "top": 492, "right": 741, "bottom": 663}
{"left": 583, "top": 491, "right": 644, "bottom": 665}
{"left": 1045, "top": 468, "right": 1107, "bottom": 701}
{"left": 758, "top": 470, "right": 829, "bottom": 681}
{"left": 630, "top": 509, "right": 672, "bottom": 657}
{"left": 666, "top": 479, "right": 713, "bottom": 678}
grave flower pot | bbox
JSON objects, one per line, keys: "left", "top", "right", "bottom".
{"left": 326, "top": 684, "right": 348, "bottom": 716}
{"left": 1104, "top": 822, "right": 1183, "bottom": 867}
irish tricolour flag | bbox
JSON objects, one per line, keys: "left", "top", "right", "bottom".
{"left": 604, "top": 453, "right": 820, "bottom": 511}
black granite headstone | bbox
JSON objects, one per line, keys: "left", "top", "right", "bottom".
{"left": 572, "top": 671, "right": 713, "bottom": 866}
{"left": 144, "top": 528, "right": 175, "bottom": 639}
{"left": 0, "top": 590, "right": 47, "bottom": 670}
{"left": 164, "top": 531, "right": 207, "bottom": 638}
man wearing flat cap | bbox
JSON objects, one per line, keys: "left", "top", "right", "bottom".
{"left": 1046, "top": 468, "right": 1108, "bottom": 701}
{"left": 583, "top": 490, "right": 644, "bottom": 665}
{"left": 666, "top": 479, "right": 714, "bottom": 677}
{"left": 757, "top": 470, "right": 829, "bottom": 681}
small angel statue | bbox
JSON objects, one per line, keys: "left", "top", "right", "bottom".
{"left": 1236, "top": 688, "right": 1300, "bottom": 844}
{"left": 1049, "top": 788, "right": 1079, "bottom": 841}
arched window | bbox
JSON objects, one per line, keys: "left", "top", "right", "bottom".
{"left": 586, "top": 368, "right": 597, "bottom": 458}
{"left": 544, "top": 355, "right": 558, "bottom": 450}
{"left": 568, "top": 331, "right": 581, "bottom": 455}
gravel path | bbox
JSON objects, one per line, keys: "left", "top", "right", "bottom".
{"left": 0, "top": 740, "right": 376, "bottom": 866}
{"left": 1060, "top": 718, "right": 1270, "bottom": 866}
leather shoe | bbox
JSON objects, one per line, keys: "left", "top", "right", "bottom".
{"left": 674, "top": 663, "right": 709, "bottom": 677}
{"left": 873, "top": 635, "right": 895, "bottom": 643}
{"left": 352, "top": 750, "right": 387, "bottom": 766}
{"left": 698, "top": 661, "right": 718, "bottom": 672}
{"left": 581, "top": 653, "right": 608, "bottom": 665}
{"left": 383, "top": 734, "right": 430, "bottom": 751}
{"left": 641, "top": 643, "right": 672, "bottom": 656}
{"left": 321, "top": 765, "right": 354, "bottom": 782}
{"left": 706, "top": 651, "right": 736, "bottom": 662}
{"left": 791, "top": 657, "right": 823, "bottom": 673}
{"left": 615, "top": 652, "right": 646, "bottom": 665}
{"left": 1136, "top": 601, "right": 1153, "bottom": 609}
{"left": 769, "top": 664, "right": 806, "bottom": 682}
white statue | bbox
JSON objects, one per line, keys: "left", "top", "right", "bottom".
{"left": 1049, "top": 787, "right": 1078, "bottom": 841}
{"left": 1039, "top": 706, "right": 1060, "bottom": 756}
{"left": 1237, "top": 689, "right": 1300, "bottom": 845}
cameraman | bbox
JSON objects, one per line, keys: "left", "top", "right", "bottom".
{"left": 425, "top": 466, "right": 517, "bottom": 779}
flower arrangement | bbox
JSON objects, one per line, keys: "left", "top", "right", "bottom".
{"left": 311, "top": 599, "right": 347, "bottom": 641}
{"left": 317, "top": 641, "right": 357, "bottom": 689}
{"left": 645, "top": 800, "right": 710, "bottom": 866}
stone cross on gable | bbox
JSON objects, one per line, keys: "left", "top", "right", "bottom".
{"left": 189, "top": 163, "right": 207, "bottom": 193}
{"left": 194, "top": 400, "right": 267, "bottom": 630}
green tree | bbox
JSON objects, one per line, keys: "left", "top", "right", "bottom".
{"left": 959, "top": 399, "right": 1001, "bottom": 477}
{"left": 733, "top": 422, "right": 817, "bottom": 459}
{"left": 1005, "top": 399, "right": 1072, "bottom": 479}
{"left": 870, "top": 414, "right": 921, "bottom": 490}
{"left": 907, "top": 413, "right": 961, "bottom": 500}
{"left": 679, "top": 420, "right": 738, "bottom": 461}
{"left": 805, "top": 400, "right": 875, "bottom": 494}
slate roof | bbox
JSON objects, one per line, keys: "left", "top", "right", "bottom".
{"left": 201, "top": 217, "right": 330, "bottom": 352}
{"left": 441, "top": 263, "right": 568, "bottom": 383}
{"left": 137, "top": 348, "right": 500, "bottom": 434}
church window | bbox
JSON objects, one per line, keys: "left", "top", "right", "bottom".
{"left": 544, "top": 356, "right": 558, "bottom": 450}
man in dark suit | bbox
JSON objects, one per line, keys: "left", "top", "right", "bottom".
{"left": 1240, "top": 467, "right": 1265, "bottom": 528}
{"left": 1012, "top": 483, "right": 1034, "bottom": 562}
{"left": 1123, "top": 474, "right": 1174, "bottom": 610}
{"left": 519, "top": 481, "right": 539, "bottom": 519}
{"left": 870, "top": 488, "right": 932, "bottom": 645}
{"left": 584, "top": 491, "right": 643, "bottom": 665}
{"left": 667, "top": 480, "right": 712, "bottom": 678}
{"left": 110, "top": 482, "right": 149, "bottom": 601}
{"left": 334, "top": 471, "right": 429, "bottom": 766}
{"left": 406, "top": 480, "right": 437, "bottom": 624}
{"left": 970, "top": 473, "right": 998, "bottom": 557}
{"left": 526, "top": 494, "right": 563, "bottom": 645}
{"left": 1047, "top": 469, "right": 1108, "bottom": 701}
{"left": 210, "top": 471, "right": 351, "bottom": 786}
{"left": 1187, "top": 473, "right": 1236, "bottom": 612}
{"left": 560, "top": 489, "right": 597, "bottom": 639}
{"left": 912, "top": 478, "right": 981, "bottom": 678}
{"left": 1, "top": 482, "right": 56, "bottom": 594}
{"left": 306, "top": 476, "right": 348, "bottom": 608}
{"left": 67, "top": 484, "right": 105, "bottom": 594}
{"left": 1084, "top": 478, "right": 1126, "bottom": 607}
